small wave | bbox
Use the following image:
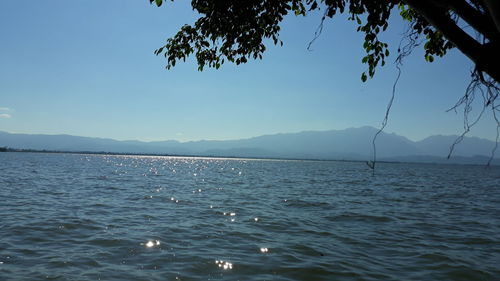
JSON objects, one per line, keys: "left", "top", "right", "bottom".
{"left": 326, "top": 212, "right": 393, "bottom": 223}
{"left": 87, "top": 238, "right": 128, "bottom": 247}
{"left": 284, "top": 199, "right": 330, "bottom": 208}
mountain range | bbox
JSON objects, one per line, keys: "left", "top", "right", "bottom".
{"left": 0, "top": 127, "right": 498, "bottom": 165}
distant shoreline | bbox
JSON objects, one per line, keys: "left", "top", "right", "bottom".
{"left": 0, "top": 146, "right": 393, "bottom": 164}
{"left": 2, "top": 127, "right": 499, "bottom": 166}
{"left": 1, "top": 146, "right": 497, "bottom": 167}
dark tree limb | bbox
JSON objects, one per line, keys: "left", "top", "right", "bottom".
{"left": 405, "top": 0, "right": 500, "bottom": 82}
{"left": 447, "top": 0, "right": 500, "bottom": 42}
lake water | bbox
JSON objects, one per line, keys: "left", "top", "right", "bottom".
{"left": 0, "top": 152, "right": 499, "bottom": 280}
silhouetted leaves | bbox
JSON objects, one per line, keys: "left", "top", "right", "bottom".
{"left": 149, "top": 0, "right": 487, "bottom": 82}
{"left": 361, "top": 72, "right": 367, "bottom": 82}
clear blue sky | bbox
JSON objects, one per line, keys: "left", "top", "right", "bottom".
{"left": 0, "top": 1, "right": 496, "bottom": 142}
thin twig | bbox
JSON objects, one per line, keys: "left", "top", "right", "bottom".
{"left": 307, "top": 10, "right": 328, "bottom": 51}
{"left": 369, "top": 23, "right": 420, "bottom": 174}
{"left": 446, "top": 71, "right": 499, "bottom": 160}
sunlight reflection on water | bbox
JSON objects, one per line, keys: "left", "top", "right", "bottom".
{"left": 215, "top": 260, "right": 233, "bottom": 270}
{"left": 143, "top": 240, "right": 160, "bottom": 248}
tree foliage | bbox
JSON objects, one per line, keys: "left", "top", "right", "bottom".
{"left": 150, "top": 0, "right": 500, "bottom": 165}
{"left": 150, "top": 0, "right": 500, "bottom": 84}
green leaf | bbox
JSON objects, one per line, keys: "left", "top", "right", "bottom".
{"left": 155, "top": 0, "right": 162, "bottom": 7}
{"left": 361, "top": 73, "right": 367, "bottom": 82}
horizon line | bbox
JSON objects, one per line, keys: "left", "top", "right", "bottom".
{"left": 0, "top": 126, "right": 492, "bottom": 143}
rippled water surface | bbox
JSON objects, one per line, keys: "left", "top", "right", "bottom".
{"left": 1, "top": 152, "right": 499, "bottom": 280}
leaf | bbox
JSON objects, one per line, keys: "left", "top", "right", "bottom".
{"left": 155, "top": 0, "right": 162, "bottom": 7}
{"left": 361, "top": 73, "right": 367, "bottom": 82}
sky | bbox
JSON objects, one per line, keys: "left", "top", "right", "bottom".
{"left": 0, "top": 1, "right": 496, "bottom": 142}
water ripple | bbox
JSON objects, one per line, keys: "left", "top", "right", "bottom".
{"left": 0, "top": 153, "right": 499, "bottom": 280}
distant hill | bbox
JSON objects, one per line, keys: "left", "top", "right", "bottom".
{"left": 415, "top": 135, "right": 496, "bottom": 158}
{"left": 1, "top": 127, "right": 498, "bottom": 164}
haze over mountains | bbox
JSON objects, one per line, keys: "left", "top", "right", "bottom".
{"left": 1, "top": 127, "right": 498, "bottom": 164}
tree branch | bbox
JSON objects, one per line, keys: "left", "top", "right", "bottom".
{"left": 448, "top": 0, "right": 500, "bottom": 42}
{"left": 405, "top": 0, "right": 500, "bottom": 82}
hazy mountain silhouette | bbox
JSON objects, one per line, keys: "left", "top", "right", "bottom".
{"left": 415, "top": 135, "right": 496, "bottom": 157}
{"left": 1, "top": 127, "right": 498, "bottom": 164}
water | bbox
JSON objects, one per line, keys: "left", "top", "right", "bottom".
{"left": 1, "top": 152, "right": 499, "bottom": 280}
